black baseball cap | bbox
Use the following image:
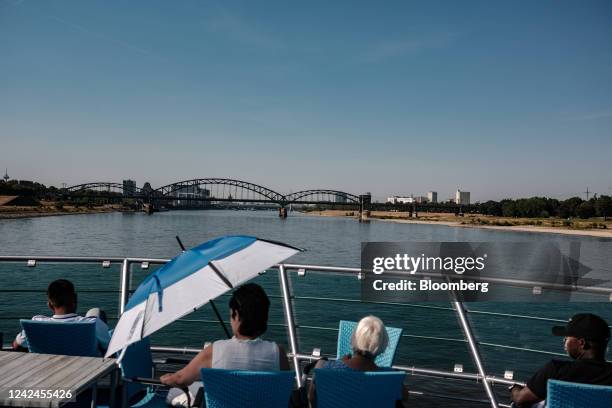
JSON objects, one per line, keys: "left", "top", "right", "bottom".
{"left": 552, "top": 313, "right": 610, "bottom": 342}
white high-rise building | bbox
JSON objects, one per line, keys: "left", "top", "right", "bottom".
{"left": 455, "top": 189, "right": 470, "bottom": 205}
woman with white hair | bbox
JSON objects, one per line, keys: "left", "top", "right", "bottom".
{"left": 308, "top": 316, "right": 392, "bottom": 405}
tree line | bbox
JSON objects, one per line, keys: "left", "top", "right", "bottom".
{"left": 0, "top": 180, "right": 57, "bottom": 199}
{"left": 476, "top": 196, "right": 612, "bottom": 220}
{"left": 0, "top": 180, "right": 123, "bottom": 203}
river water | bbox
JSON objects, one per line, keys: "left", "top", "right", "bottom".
{"left": 0, "top": 210, "right": 610, "bottom": 398}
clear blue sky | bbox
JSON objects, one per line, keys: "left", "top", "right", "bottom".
{"left": 1, "top": 0, "right": 611, "bottom": 201}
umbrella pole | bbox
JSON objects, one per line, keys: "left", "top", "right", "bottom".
{"left": 210, "top": 301, "right": 231, "bottom": 339}
{"left": 176, "top": 235, "right": 232, "bottom": 339}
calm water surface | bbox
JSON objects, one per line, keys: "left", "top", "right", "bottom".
{"left": 1, "top": 210, "right": 610, "bottom": 392}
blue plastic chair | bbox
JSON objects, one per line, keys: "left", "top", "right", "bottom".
{"left": 20, "top": 319, "right": 98, "bottom": 356}
{"left": 105, "top": 337, "right": 168, "bottom": 408}
{"left": 547, "top": 379, "right": 612, "bottom": 408}
{"left": 314, "top": 368, "right": 405, "bottom": 408}
{"left": 94, "top": 336, "right": 167, "bottom": 408}
{"left": 336, "top": 320, "right": 403, "bottom": 367}
{"left": 200, "top": 368, "right": 295, "bottom": 408}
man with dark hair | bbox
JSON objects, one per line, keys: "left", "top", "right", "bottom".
{"left": 161, "top": 283, "right": 289, "bottom": 403}
{"left": 511, "top": 313, "right": 612, "bottom": 407}
{"left": 13, "top": 279, "right": 111, "bottom": 353}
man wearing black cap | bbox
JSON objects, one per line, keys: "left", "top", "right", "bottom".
{"left": 511, "top": 313, "right": 612, "bottom": 407}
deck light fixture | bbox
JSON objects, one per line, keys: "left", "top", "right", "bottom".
{"left": 532, "top": 286, "right": 542, "bottom": 295}
{"left": 141, "top": 261, "right": 149, "bottom": 269}
{"left": 27, "top": 259, "right": 36, "bottom": 267}
{"left": 102, "top": 260, "right": 111, "bottom": 268}
{"left": 453, "top": 364, "right": 463, "bottom": 373}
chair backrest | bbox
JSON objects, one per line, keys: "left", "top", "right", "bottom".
{"left": 118, "top": 337, "right": 154, "bottom": 401}
{"left": 336, "top": 320, "right": 403, "bottom": 367}
{"left": 547, "top": 379, "right": 612, "bottom": 408}
{"left": 20, "top": 319, "right": 98, "bottom": 356}
{"left": 314, "top": 368, "right": 405, "bottom": 408}
{"left": 200, "top": 368, "right": 295, "bottom": 408}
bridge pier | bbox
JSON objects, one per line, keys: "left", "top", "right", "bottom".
{"left": 359, "top": 193, "right": 371, "bottom": 223}
{"left": 279, "top": 206, "right": 288, "bottom": 219}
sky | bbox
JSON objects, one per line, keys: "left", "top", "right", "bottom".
{"left": 1, "top": 0, "right": 611, "bottom": 202}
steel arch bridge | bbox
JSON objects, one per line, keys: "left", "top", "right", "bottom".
{"left": 153, "top": 179, "right": 361, "bottom": 206}
{"left": 284, "top": 190, "right": 360, "bottom": 205}
{"left": 155, "top": 178, "right": 285, "bottom": 203}
{"left": 63, "top": 179, "right": 363, "bottom": 207}
{"left": 63, "top": 182, "right": 144, "bottom": 196}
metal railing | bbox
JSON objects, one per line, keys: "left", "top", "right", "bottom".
{"left": 1, "top": 256, "right": 612, "bottom": 408}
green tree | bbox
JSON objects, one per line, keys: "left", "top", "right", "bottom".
{"left": 515, "top": 197, "right": 548, "bottom": 217}
{"left": 594, "top": 195, "right": 612, "bottom": 220}
{"left": 576, "top": 201, "right": 595, "bottom": 219}
{"left": 501, "top": 199, "right": 517, "bottom": 217}
{"left": 482, "top": 200, "right": 502, "bottom": 216}
{"left": 558, "top": 197, "right": 583, "bottom": 218}
{"left": 545, "top": 198, "right": 560, "bottom": 217}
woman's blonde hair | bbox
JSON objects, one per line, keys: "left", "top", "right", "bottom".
{"left": 351, "top": 315, "right": 389, "bottom": 357}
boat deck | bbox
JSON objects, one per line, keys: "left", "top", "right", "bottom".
{"left": 1, "top": 255, "right": 610, "bottom": 408}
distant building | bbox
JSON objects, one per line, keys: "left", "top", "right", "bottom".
{"left": 335, "top": 193, "right": 348, "bottom": 203}
{"left": 414, "top": 196, "right": 429, "bottom": 203}
{"left": 142, "top": 182, "right": 154, "bottom": 195}
{"left": 123, "top": 179, "right": 137, "bottom": 196}
{"left": 455, "top": 189, "right": 470, "bottom": 205}
{"left": 386, "top": 196, "right": 414, "bottom": 204}
{"left": 174, "top": 185, "right": 210, "bottom": 207}
{"left": 2, "top": 168, "right": 9, "bottom": 183}
{"left": 427, "top": 191, "right": 437, "bottom": 203}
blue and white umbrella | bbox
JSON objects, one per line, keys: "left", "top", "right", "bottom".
{"left": 106, "top": 235, "right": 301, "bottom": 358}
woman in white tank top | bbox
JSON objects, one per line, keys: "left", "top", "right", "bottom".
{"left": 161, "top": 283, "right": 289, "bottom": 389}
{"left": 212, "top": 336, "right": 280, "bottom": 370}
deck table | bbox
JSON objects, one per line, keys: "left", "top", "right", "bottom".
{"left": 0, "top": 351, "right": 118, "bottom": 407}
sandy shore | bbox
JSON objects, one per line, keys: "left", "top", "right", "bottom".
{"left": 0, "top": 204, "right": 129, "bottom": 220}
{"left": 303, "top": 210, "right": 612, "bottom": 238}
{"left": 0, "top": 210, "right": 124, "bottom": 219}
{"left": 379, "top": 218, "right": 612, "bottom": 238}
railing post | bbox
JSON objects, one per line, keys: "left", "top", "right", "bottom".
{"left": 119, "top": 259, "right": 130, "bottom": 316}
{"left": 452, "top": 299, "right": 499, "bottom": 408}
{"left": 278, "top": 264, "right": 302, "bottom": 386}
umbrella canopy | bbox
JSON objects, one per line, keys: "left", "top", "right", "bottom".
{"left": 105, "top": 235, "right": 301, "bottom": 357}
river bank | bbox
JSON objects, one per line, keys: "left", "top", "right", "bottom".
{"left": 0, "top": 203, "right": 128, "bottom": 219}
{"left": 303, "top": 210, "right": 612, "bottom": 238}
